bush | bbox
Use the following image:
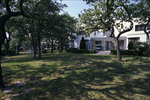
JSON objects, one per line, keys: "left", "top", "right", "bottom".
{"left": 66, "top": 48, "right": 96, "bottom": 53}
{"left": 111, "top": 50, "right": 117, "bottom": 55}
{"left": 111, "top": 42, "right": 150, "bottom": 56}
{"left": 0, "top": 48, "right": 5, "bottom": 56}
{"left": 66, "top": 48, "right": 78, "bottom": 53}
{"left": 80, "top": 37, "right": 86, "bottom": 49}
{"left": 7, "top": 49, "right": 16, "bottom": 56}
{"left": 77, "top": 49, "right": 96, "bottom": 53}
{"left": 142, "top": 50, "right": 150, "bottom": 56}
{"left": 128, "top": 41, "right": 134, "bottom": 50}
{"left": 137, "top": 42, "right": 150, "bottom": 56}
{"left": 133, "top": 42, "right": 142, "bottom": 50}
{"left": 0, "top": 48, "right": 16, "bottom": 56}
{"left": 111, "top": 50, "right": 139, "bottom": 56}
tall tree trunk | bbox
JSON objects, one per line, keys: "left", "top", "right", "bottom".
{"left": 116, "top": 39, "right": 122, "bottom": 62}
{"left": 38, "top": 37, "right": 41, "bottom": 59}
{"left": 51, "top": 39, "right": 53, "bottom": 53}
{"left": 0, "top": 24, "right": 6, "bottom": 88}
{"left": 59, "top": 39, "right": 62, "bottom": 53}
{"left": 60, "top": 38, "right": 63, "bottom": 53}
{"left": 0, "top": 45, "right": 5, "bottom": 89}
{"left": 31, "top": 37, "right": 38, "bottom": 59}
{"left": 17, "top": 39, "right": 21, "bottom": 55}
{"left": 0, "top": 0, "right": 24, "bottom": 89}
{"left": 4, "top": 39, "right": 10, "bottom": 56}
{"left": 31, "top": 37, "right": 36, "bottom": 58}
{"left": 61, "top": 43, "right": 63, "bottom": 52}
{"left": 35, "top": 39, "right": 38, "bottom": 55}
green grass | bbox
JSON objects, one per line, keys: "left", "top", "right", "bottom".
{"left": 1, "top": 51, "right": 150, "bottom": 100}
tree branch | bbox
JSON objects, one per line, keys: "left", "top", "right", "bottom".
{"left": 1, "top": 0, "right": 24, "bottom": 22}
{"left": 110, "top": 27, "right": 115, "bottom": 38}
{"left": 117, "top": 20, "right": 133, "bottom": 40}
{"left": 116, "top": 1, "right": 133, "bottom": 40}
{"left": 144, "top": 17, "right": 150, "bottom": 40}
{"left": 5, "top": 0, "right": 11, "bottom": 12}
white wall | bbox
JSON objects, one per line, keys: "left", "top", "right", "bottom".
{"left": 114, "top": 19, "right": 149, "bottom": 49}
{"left": 90, "top": 31, "right": 106, "bottom": 37}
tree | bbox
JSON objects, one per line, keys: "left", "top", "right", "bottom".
{"left": 50, "top": 14, "right": 76, "bottom": 53}
{"left": 21, "top": 0, "right": 64, "bottom": 58}
{"left": 0, "top": 0, "right": 24, "bottom": 89}
{"left": 80, "top": 37, "right": 86, "bottom": 49}
{"left": 80, "top": 0, "right": 133, "bottom": 61}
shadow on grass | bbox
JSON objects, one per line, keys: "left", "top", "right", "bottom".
{"left": 1, "top": 53, "right": 150, "bottom": 99}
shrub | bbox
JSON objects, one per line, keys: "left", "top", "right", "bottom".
{"left": 137, "top": 42, "right": 150, "bottom": 56}
{"left": 66, "top": 48, "right": 96, "bottom": 53}
{"left": 0, "top": 48, "right": 5, "bottom": 56}
{"left": 111, "top": 50, "right": 139, "bottom": 56}
{"left": 80, "top": 37, "right": 86, "bottom": 49}
{"left": 77, "top": 49, "right": 96, "bottom": 53}
{"left": 0, "top": 48, "right": 16, "bottom": 56}
{"left": 111, "top": 50, "right": 116, "bottom": 55}
{"left": 7, "top": 49, "right": 16, "bottom": 56}
{"left": 133, "top": 42, "right": 142, "bottom": 50}
{"left": 66, "top": 48, "right": 78, "bottom": 53}
{"left": 143, "top": 50, "right": 150, "bottom": 56}
{"left": 128, "top": 41, "right": 134, "bottom": 50}
{"left": 111, "top": 42, "right": 150, "bottom": 56}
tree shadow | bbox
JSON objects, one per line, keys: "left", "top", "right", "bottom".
{"left": 1, "top": 53, "right": 150, "bottom": 99}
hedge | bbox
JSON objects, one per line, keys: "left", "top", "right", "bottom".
{"left": 111, "top": 50, "right": 140, "bottom": 56}
{"left": 66, "top": 48, "right": 96, "bottom": 53}
{"left": 0, "top": 48, "right": 16, "bottom": 56}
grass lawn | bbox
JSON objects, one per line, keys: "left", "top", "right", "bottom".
{"left": 1, "top": 51, "right": 150, "bottom": 100}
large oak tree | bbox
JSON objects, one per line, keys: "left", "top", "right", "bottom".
{"left": 0, "top": 0, "right": 24, "bottom": 89}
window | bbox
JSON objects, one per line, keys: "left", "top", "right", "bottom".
{"left": 128, "top": 38, "right": 140, "bottom": 43}
{"left": 135, "top": 25, "right": 144, "bottom": 31}
{"left": 95, "top": 41, "right": 101, "bottom": 44}
{"left": 135, "top": 24, "right": 150, "bottom": 31}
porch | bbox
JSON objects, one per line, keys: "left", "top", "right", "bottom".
{"left": 85, "top": 36, "right": 126, "bottom": 51}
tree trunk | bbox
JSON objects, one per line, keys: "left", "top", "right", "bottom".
{"left": 4, "top": 39, "right": 10, "bottom": 56}
{"left": 116, "top": 39, "right": 122, "bottom": 62}
{"left": 17, "top": 39, "right": 21, "bottom": 55}
{"left": 61, "top": 44, "right": 63, "bottom": 52}
{"left": 0, "top": 0, "right": 24, "bottom": 90}
{"left": 33, "top": 45, "right": 36, "bottom": 58}
{"left": 31, "top": 36, "right": 38, "bottom": 59}
{"left": 51, "top": 39, "right": 53, "bottom": 53}
{"left": 38, "top": 37, "right": 41, "bottom": 59}
{"left": 59, "top": 38, "right": 63, "bottom": 53}
{"left": 31, "top": 37, "right": 36, "bottom": 58}
{"left": 0, "top": 24, "right": 6, "bottom": 88}
{"left": 0, "top": 45, "right": 5, "bottom": 89}
{"left": 35, "top": 39, "right": 38, "bottom": 55}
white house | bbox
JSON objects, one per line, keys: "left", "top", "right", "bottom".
{"left": 69, "top": 20, "right": 150, "bottom": 51}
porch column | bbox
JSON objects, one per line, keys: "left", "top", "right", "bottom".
{"left": 89, "top": 41, "right": 91, "bottom": 49}
{"left": 103, "top": 40, "right": 106, "bottom": 51}
{"left": 109, "top": 41, "right": 111, "bottom": 50}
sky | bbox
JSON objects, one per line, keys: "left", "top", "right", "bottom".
{"left": 59, "top": 0, "right": 91, "bottom": 18}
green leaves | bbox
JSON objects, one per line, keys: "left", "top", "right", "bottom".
{"left": 80, "top": 0, "right": 134, "bottom": 36}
